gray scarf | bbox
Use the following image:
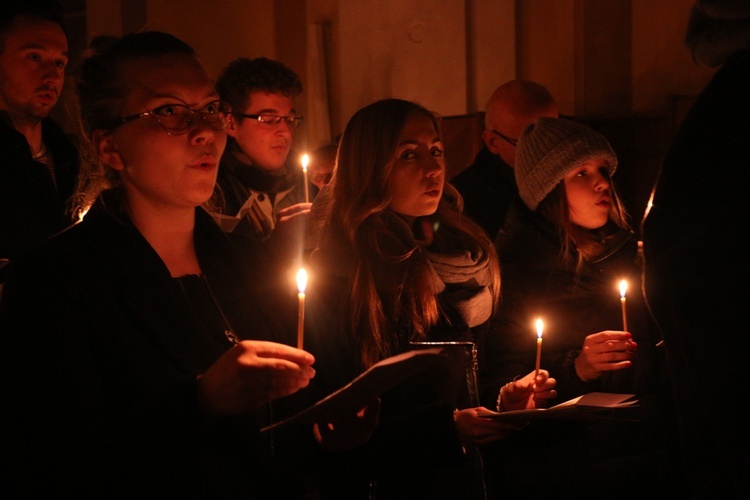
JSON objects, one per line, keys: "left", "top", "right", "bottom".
{"left": 424, "top": 246, "right": 493, "bottom": 328}
{"left": 312, "top": 209, "right": 494, "bottom": 328}
{"left": 388, "top": 211, "right": 494, "bottom": 328}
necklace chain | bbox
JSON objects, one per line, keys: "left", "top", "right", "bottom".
{"left": 201, "top": 275, "right": 240, "bottom": 345}
{"left": 176, "top": 275, "right": 240, "bottom": 346}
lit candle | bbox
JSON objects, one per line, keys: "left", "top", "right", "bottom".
{"left": 534, "top": 318, "right": 544, "bottom": 379}
{"left": 301, "top": 153, "right": 310, "bottom": 203}
{"left": 296, "top": 268, "right": 308, "bottom": 349}
{"left": 619, "top": 279, "right": 628, "bottom": 331}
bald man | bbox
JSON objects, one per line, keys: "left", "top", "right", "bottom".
{"left": 451, "top": 80, "right": 558, "bottom": 240}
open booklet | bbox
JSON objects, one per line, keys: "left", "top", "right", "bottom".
{"left": 261, "top": 347, "right": 447, "bottom": 433}
{"left": 477, "top": 392, "right": 640, "bottom": 423}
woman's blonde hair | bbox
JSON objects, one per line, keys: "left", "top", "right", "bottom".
{"left": 71, "top": 31, "right": 197, "bottom": 219}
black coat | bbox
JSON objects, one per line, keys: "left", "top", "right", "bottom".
{"left": 642, "top": 50, "right": 750, "bottom": 498}
{"left": 0, "top": 115, "right": 79, "bottom": 273}
{"left": 450, "top": 147, "right": 517, "bottom": 241}
{"left": 303, "top": 216, "right": 487, "bottom": 499}
{"left": 0, "top": 205, "right": 305, "bottom": 498}
{"left": 480, "top": 202, "right": 676, "bottom": 500}
{"left": 482, "top": 202, "right": 655, "bottom": 405}
{"left": 212, "top": 139, "right": 308, "bottom": 241}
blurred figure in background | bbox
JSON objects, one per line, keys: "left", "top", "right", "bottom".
{"left": 309, "top": 139, "right": 337, "bottom": 196}
{"left": 451, "top": 80, "right": 558, "bottom": 241}
{"left": 642, "top": 1, "right": 750, "bottom": 497}
{"left": 0, "top": 0, "right": 78, "bottom": 284}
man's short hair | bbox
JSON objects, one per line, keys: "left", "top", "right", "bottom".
{"left": 216, "top": 57, "right": 303, "bottom": 113}
{"left": 0, "top": 0, "right": 66, "bottom": 49}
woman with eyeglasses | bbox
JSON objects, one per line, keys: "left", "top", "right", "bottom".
{"left": 0, "top": 31, "right": 317, "bottom": 497}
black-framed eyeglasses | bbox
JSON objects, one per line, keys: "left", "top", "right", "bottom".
{"left": 106, "top": 100, "right": 231, "bottom": 135}
{"left": 490, "top": 129, "right": 518, "bottom": 147}
{"left": 232, "top": 113, "right": 304, "bottom": 129}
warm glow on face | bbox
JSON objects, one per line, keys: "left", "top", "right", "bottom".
{"left": 619, "top": 280, "right": 628, "bottom": 299}
{"left": 296, "top": 268, "right": 308, "bottom": 294}
{"left": 564, "top": 158, "right": 611, "bottom": 229}
{"left": 301, "top": 153, "right": 309, "bottom": 172}
{"left": 387, "top": 113, "right": 444, "bottom": 219}
{"left": 535, "top": 318, "right": 544, "bottom": 340}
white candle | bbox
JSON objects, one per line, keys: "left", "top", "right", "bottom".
{"left": 619, "top": 280, "right": 628, "bottom": 331}
{"left": 301, "top": 153, "right": 310, "bottom": 203}
{"left": 534, "top": 318, "right": 544, "bottom": 379}
{"left": 296, "top": 268, "right": 308, "bottom": 349}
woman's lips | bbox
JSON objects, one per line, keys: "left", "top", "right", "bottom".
{"left": 193, "top": 154, "right": 218, "bottom": 168}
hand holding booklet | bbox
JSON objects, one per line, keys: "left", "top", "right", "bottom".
{"left": 262, "top": 347, "right": 447, "bottom": 432}
{"left": 476, "top": 392, "right": 640, "bottom": 423}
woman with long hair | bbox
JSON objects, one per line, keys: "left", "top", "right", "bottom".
{"left": 482, "top": 116, "right": 675, "bottom": 499}
{"left": 305, "top": 98, "right": 556, "bottom": 499}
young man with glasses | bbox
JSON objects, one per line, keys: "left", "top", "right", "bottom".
{"left": 451, "top": 80, "right": 557, "bottom": 241}
{"left": 210, "top": 57, "right": 309, "bottom": 248}
{"left": 0, "top": 0, "right": 78, "bottom": 285}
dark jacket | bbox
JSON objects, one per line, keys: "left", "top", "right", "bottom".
{"left": 483, "top": 202, "right": 654, "bottom": 405}
{"left": 212, "top": 139, "right": 308, "bottom": 240}
{"left": 303, "top": 213, "right": 489, "bottom": 499}
{"left": 643, "top": 49, "right": 750, "bottom": 499}
{"left": 480, "top": 201, "right": 677, "bottom": 500}
{"left": 0, "top": 204, "right": 306, "bottom": 498}
{"left": 0, "top": 114, "right": 79, "bottom": 280}
{"left": 450, "top": 146, "right": 517, "bottom": 241}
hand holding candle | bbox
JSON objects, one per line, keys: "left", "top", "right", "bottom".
{"left": 301, "top": 153, "right": 310, "bottom": 203}
{"left": 619, "top": 279, "right": 628, "bottom": 331}
{"left": 534, "top": 318, "right": 544, "bottom": 380}
{"left": 296, "top": 268, "right": 308, "bottom": 349}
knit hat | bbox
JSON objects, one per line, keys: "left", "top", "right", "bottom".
{"left": 515, "top": 117, "right": 617, "bottom": 211}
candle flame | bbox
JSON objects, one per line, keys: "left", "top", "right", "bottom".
{"left": 296, "top": 268, "right": 308, "bottom": 294}
{"left": 535, "top": 318, "right": 544, "bottom": 339}
{"left": 77, "top": 206, "right": 90, "bottom": 222}
{"left": 619, "top": 280, "right": 628, "bottom": 298}
{"left": 301, "top": 153, "right": 309, "bottom": 172}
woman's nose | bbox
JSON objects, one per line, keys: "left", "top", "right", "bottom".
{"left": 190, "top": 119, "right": 218, "bottom": 144}
{"left": 425, "top": 156, "right": 443, "bottom": 177}
{"left": 593, "top": 170, "right": 610, "bottom": 191}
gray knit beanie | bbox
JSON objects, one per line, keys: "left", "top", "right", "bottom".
{"left": 515, "top": 117, "right": 617, "bottom": 211}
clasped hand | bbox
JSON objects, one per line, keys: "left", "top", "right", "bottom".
{"left": 313, "top": 398, "right": 381, "bottom": 451}
{"left": 575, "top": 330, "right": 637, "bottom": 382}
{"left": 498, "top": 369, "right": 557, "bottom": 412}
{"left": 273, "top": 203, "right": 312, "bottom": 244}
{"left": 269, "top": 202, "right": 313, "bottom": 261}
{"left": 197, "top": 340, "right": 316, "bottom": 419}
{"left": 456, "top": 369, "right": 557, "bottom": 445}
